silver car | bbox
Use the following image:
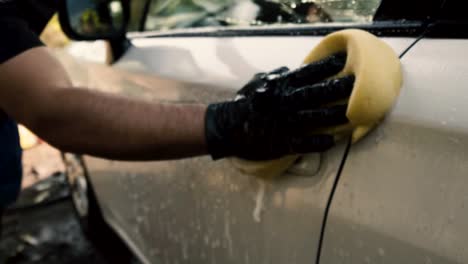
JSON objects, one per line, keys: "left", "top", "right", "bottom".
{"left": 58, "top": 0, "right": 468, "bottom": 263}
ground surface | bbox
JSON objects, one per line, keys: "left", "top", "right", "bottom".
{"left": 1, "top": 201, "right": 110, "bottom": 264}
{"left": 0, "top": 181, "right": 110, "bottom": 264}
{"left": 0, "top": 143, "right": 139, "bottom": 264}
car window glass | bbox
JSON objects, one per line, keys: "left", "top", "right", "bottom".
{"left": 143, "top": 0, "right": 382, "bottom": 31}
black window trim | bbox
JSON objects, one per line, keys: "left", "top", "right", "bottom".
{"left": 128, "top": 21, "right": 426, "bottom": 39}
{"left": 128, "top": 0, "right": 468, "bottom": 39}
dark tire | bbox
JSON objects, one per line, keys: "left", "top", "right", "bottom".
{"left": 62, "top": 153, "right": 135, "bottom": 264}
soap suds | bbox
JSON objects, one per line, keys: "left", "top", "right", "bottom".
{"left": 224, "top": 212, "right": 234, "bottom": 257}
{"left": 253, "top": 180, "right": 266, "bottom": 223}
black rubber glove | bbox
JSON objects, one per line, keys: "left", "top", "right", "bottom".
{"left": 205, "top": 53, "right": 354, "bottom": 160}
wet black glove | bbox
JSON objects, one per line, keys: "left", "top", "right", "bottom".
{"left": 205, "top": 53, "right": 354, "bottom": 160}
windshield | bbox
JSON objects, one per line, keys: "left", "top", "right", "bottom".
{"left": 144, "top": 0, "right": 382, "bottom": 31}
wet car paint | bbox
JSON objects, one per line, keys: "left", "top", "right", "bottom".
{"left": 56, "top": 35, "right": 414, "bottom": 264}
{"left": 320, "top": 39, "right": 468, "bottom": 264}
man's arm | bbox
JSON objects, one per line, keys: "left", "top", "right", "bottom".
{"left": 0, "top": 47, "right": 208, "bottom": 160}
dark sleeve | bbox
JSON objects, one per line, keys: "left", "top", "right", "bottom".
{"left": 0, "top": 16, "right": 43, "bottom": 64}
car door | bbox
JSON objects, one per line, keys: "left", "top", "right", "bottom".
{"left": 318, "top": 1, "right": 468, "bottom": 263}
{"left": 58, "top": 0, "right": 420, "bottom": 263}
{"left": 76, "top": 36, "right": 356, "bottom": 264}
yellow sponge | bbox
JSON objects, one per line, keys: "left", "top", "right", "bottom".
{"left": 304, "top": 29, "right": 402, "bottom": 142}
{"left": 232, "top": 29, "right": 403, "bottom": 178}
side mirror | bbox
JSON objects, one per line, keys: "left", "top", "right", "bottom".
{"left": 58, "top": 0, "right": 130, "bottom": 41}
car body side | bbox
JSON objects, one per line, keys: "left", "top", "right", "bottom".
{"left": 57, "top": 0, "right": 468, "bottom": 263}
{"left": 57, "top": 34, "right": 414, "bottom": 263}
{"left": 320, "top": 38, "right": 468, "bottom": 264}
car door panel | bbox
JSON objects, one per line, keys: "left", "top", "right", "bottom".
{"left": 320, "top": 39, "right": 468, "bottom": 264}
{"left": 58, "top": 36, "right": 415, "bottom": 263}
{"left": 85, "top": 142, "right": 349, "bottom": 264}
{"left": 115, "top": 37, "right": 415, "bottom": 90}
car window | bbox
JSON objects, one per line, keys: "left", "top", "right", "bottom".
{"left": 143, "top": 0, "right": 382, "bottom": 31}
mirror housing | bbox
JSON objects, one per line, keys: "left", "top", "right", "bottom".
{"left": 58, "top": 0, "right": 130, "bottom": 41}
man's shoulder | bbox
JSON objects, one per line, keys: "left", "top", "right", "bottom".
{"left": 0, "top": 0, "right": 29, "bottom": 35}
{"left": 0, "top": 2, "right": 43, "bottom": 64}
{"left": 0, "top": 0, "right": 15, "bottom": 5}
{"left": 0, "top": 0, "right": 17, "bottom": 15}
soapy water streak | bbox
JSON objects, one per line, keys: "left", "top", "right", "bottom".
{"left": 253, "top": 180, "right": 266, "bottom": 223}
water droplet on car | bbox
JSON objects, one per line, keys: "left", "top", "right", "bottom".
{"left": 448, "top": 214, "right": 455, "bottom": 223}
{"left": 136, "top": 216, "right": 144, "bottom": 224}
{"left": 425, "top": 256, "right": 433, "bottom": 264}
{"left": 378, "top": 248, "right": 385, "bottom": 256}
{"left": 356, "top": 239, "right": 363, "bottom": 248}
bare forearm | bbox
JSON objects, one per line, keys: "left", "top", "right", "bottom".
{"left": 28, "top": 87, "right": 208, "bottom": 160}
{"left": 0, "top": 48, "right": 207, "bottom": 160}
